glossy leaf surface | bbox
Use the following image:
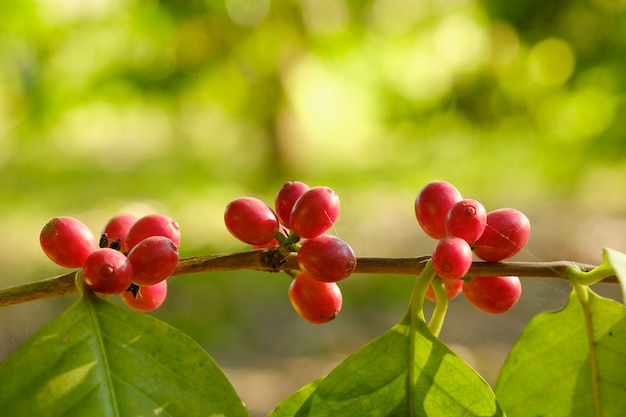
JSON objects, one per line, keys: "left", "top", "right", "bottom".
{"left": 495, "top": 289, "right": 626, "bottom": 416}
{"left": 0, "top": 290, "right": 248, "bottom": 417}
{"left": 270, "top": 309, "right": 503, "bottom": 416}
{"left": 267, "top": 378, "right": 323, "bottom": 417}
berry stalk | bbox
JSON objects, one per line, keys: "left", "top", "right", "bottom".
{"left": 408, "top": 259, "right": 436, "bottom": 323}
{"left": 564, "top": 249, "right": 617, "bottom": 286}
{"left": 428, "top": 278, "right": 450, "bottom": 337}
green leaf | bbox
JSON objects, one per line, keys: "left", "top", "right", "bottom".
{"left": 0, "top": 291, "right": 249, "bottom": 417}
{"left": 275, "top": 312, "right": 503, "bottom": 416}
{"left": 495, "top": 289, "right": 626, "bottom": 416}
{"left": 267, "top": 378, "right": 323, "bottom": 417}
{"left": 604, "top": 248, "right": 626, "bottom": 304}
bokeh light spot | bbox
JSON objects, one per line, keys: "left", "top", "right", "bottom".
{"left": 391, "top": 46, "right": 452, "bottom": 101}
{"left": 226, "top": 0, "right": 270, "bottom": 26}
{"left": 433, "top": 14, "right": 488, "bottom": 72}
{"left": 368, "top": 0, "right": 426, "bottom": 34}
{"left": 51, "top": 101, "right": 172, "bottom": 170}
{"left": 282, "top": 54, "right": 376, "bottom": 170}
{"left": 527, "top": 38, "right": 575, "bottom": 86}
{"left": 301, "top": 0, "right": 350, "bottom": 35}
{"left": 535, "top": 87, "right": 616, "bottom": 143}
{"left": 488, "top": 22, "right": 520, "bottom": 67}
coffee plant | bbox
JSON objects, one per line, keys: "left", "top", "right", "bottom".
{"left": 0, "top": 180, "right": 624, "bottom": 417}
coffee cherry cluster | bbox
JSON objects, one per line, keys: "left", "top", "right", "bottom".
{"left": 415, "top": 180, "right": 530, "bottom": 313}
{"left": 39, "top": 214, "right": 180, "bottom": 312}
{"left": 224, "top": 181, "right": 355, "bottom": 324}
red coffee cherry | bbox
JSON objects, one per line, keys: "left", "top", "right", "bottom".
{"left": 288, "top": 272, "right": 342, "bottom": 324}
{"left": 445, "top": 198, "right": 487, "bottom": 245}
{"left": 82, "top": 248, "right": 134, "bottom": 295}
{"left": 290, "top": 186, "right": 340, "bottom": 239}
{"left": 40, "top": 216, "right": 98, "bottom": 268}
{"left": 121, "top": 281, "right": 168, "bottom": 312}
{"left": 297, "top": 235, "right": 356, "bottom": 282}
{"left": 224, "top": 197, "right": 279, "bottom": 246}
{"left": 275, "top": 181, "right": 310, "bottom": 229}
{"left": 252, "top": 227, "right": 289, "bottom": 249}
{"left": 127, "top": 236, "right": 179, "bottom": 286}
{"left": 463, "top": 276, "right": 522, "bottom": 314}
{"left": 425, "top": 278, "right": 464, "bottom": 302}
{"left": 415, "top": 181, "right": 463, "bottom": 239}
{"left": 102, "top": 214, "right": 137, "bottom": 251}
{"left": 473, "top": 208, "right": 530, "bottom": 262}
{"left": 125, "top": 214, "right": 181, "bottom": 252}
{"left": 432, "top": 236, "right": 473, "bottom": 280}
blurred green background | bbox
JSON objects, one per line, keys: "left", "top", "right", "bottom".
{"left": 1, "top": 0, "right": 625, "bottom": 415}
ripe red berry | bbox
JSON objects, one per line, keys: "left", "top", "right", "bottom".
{"left": 297, "top": 235, "right": 356, "bottom": 282}
{"left": 463, "top": 276, "right": 522, "bottom": 314}
{"left": 102, "top": 214, "right": 137, "bottom": 251}
{"left": 432, "top": 236, "right": 473, "bottom": 280}
{"left": 224, "top": 197, "right": 280, "bottom": 245}
{"left": 252, "top": 227, "right": 289, "bottom": 249}
{"left": 473, "top": 208, "right": 531, "bottom": 262}
{"left": 425, "top": 278, "right": 464, "bottom": 302}
{"left": 121, "top": 281, "right": 168, "bottom": 312}
{"left": 124, "top": 214, "right": 181, "bottom": 252}
{"left": 290, "top": 186, "right": 340, "bottom": 239}
{"left": 445, "top": 199, "right": 487, "bottom": 244}
{"left": 82, "top": 248, "right": 134, "bottom": 295}
{"left": 288, "top": 272, "right": 342, "bottom": 324}
{"left": 40, "top": 216, "right": 98, "bottom": 268}
{"left": 415, "top": 181, "right": 463, "bottom": 239}
{"left": 127, "top": 236, "right": 179, "bottom": 286}
{"left": 275, "top": 181, "right": 310, "bottom": 229}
